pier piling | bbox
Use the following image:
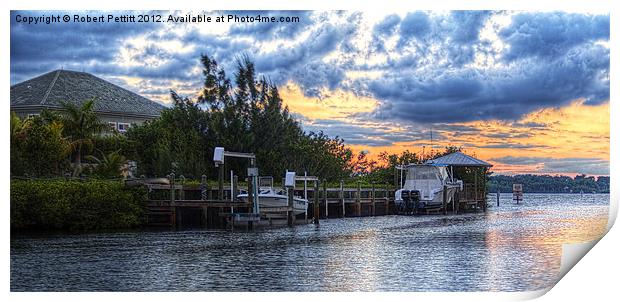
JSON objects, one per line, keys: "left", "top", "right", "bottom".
{"left": 356, "top": 181, "right": 362, "bottom": 216}
{"left": 443, "top": 185, "right": 448, "bottom": 215}
{"left": 323, "top": 180, "right": 328, "bottom": 219}
{"left": 371, "top": 182, "right": 376, "bottom": 216}
{"left": 340, "top": 180, "right": 345, "bottom": 218}
{"left": 314, "top": 180, "right": 320, "bottom": 225}
{"left": 287, "top": 187, "right": 294, "bottom": 227}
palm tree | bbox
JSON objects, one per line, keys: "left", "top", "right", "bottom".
{"left": 86, "top": 150, "right": 128, "bottom": 178}
{"left": 58, "top": 99, "right": 108, "bottom": 175}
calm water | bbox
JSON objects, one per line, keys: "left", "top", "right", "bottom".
{"left": 11, "top": 193, "right": 609, "bottom": 292}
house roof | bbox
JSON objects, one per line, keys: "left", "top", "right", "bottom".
{"left": 425, "top": 151, "right": 493, "bottom": 167}
{"left": 10, "top": 69, "right": 166, "bottom": 118}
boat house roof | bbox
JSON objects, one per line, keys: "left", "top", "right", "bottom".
{"left": 10, "top": 69, "right": 166, "bottom": 118}
{"left": 425, "top": 151, "right": 493, "bottom": 167}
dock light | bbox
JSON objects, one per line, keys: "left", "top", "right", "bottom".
{"left": 285, "top": 171, "right": 296, "bottom": 188}
{"left": 213, "top": 147, "right": 225, "bottom": 166}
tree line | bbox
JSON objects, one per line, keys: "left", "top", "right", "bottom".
{"left": 488, "top": 174, "right": 610, "bottom": 193}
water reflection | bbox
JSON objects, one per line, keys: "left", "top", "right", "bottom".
{"left": 11, "top": 194, "right": 609, "bottom": 291}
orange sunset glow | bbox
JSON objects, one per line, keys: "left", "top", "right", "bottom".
{"left": 281, "top": 84, "right": 609, "bottom": 176}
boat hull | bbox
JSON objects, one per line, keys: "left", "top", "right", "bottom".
{"left": 395, "top": 185, "right": 460, "bottom": 210}
{"left": 237, "top": 194, "right": 308, "bottom": 215}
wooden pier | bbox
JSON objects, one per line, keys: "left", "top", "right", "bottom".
{"left": 142, "top": 181, "right": 394, "bottom": 228}
{"left": 140, "top": 178, "right": 487, "bottom": 229}
{"left": 138, "top": 151, "right": 491, "bottom": 229}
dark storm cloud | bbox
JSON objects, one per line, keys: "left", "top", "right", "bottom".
{"left": 369, "top": 41, "right": 609, "bottom": 123}
{"left": 491, "top": 156, "right": 609, "bottom": 175}
{"left": 449, "top": 11, "right": 492, "bottom": 44}
{"left": 366, "top": 11, "right": 609, "bottom": 123}
{"left": 10, "top": 10, "right": 163, "bottom": 83}
{"left": 398, "top": 12, "right": 431, "bottom": 45}
{"left": 253, "top": 20, "right": 359, "bottom": 97}
{"left": 499, "top": 12, "right": 610, "bottom": 61}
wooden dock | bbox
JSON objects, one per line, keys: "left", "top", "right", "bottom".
{"left": 140, "top": 179, "right": 487, "bottom": 229}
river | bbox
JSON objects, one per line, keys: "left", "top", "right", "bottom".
{"left": 10, "top": 193, "right": 609, "bottom": 291}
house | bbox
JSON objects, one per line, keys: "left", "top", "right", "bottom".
{"left": 10, "top": 69, "right": 166, "bottom": 132}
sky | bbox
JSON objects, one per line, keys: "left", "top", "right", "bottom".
{"left": 9, "top": 10, "right": 610, "bottom": 176}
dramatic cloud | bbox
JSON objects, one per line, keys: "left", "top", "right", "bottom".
{"left": 499, "top": 12, "right": 610, "bottom": 61}
{"left": 10, "top": 10, "right": 610, "bottom": 175}
{"left": 368, "top": 11, "right": 609, "bottom": 123}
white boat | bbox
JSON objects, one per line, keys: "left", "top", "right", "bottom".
{"left": 395, "top": 164, "right": 463, "bottom": 213}
{"left": 237, "top": 187, "right": 308, "bottom": 215}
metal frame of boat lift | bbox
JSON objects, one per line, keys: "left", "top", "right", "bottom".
{"left": 285, "top": 172, "right": 321, "bottom": 226}
{"left": 213, "top": 147, "right": 261, "bottom": 225}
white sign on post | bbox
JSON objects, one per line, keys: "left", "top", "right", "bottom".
{"left": 285, "top": 171, "right": 296, "bottom": 188}
{"left": 213, "top": 147, "right": 225, "bottom": 164}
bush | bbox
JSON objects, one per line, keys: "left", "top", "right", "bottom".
{"left": 11, "top": 115, "right": 70, "bottom": 177}
{"left": 10, "top": 179, "right": 147, "bottom": 231}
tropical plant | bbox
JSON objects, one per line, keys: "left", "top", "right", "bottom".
{"left": 10, "top": 113, "right": 70, "bottom": 177}
{"left": 86, "top": 150, "right": 128, "bottom": 179}
{"left": 57, "top": 99, "right": 108, "bottom": 175}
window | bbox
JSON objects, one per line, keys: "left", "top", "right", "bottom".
{"left": 117, "top": 123, "right": 131, "bottom": 133}
{"left": 108, "top": 122, "right": 117, "bottom": 131}
{"left": 408, "top": 166, "right": 440, "bottom": 180}
{"left": 27, "top": 113, "right": 39, "bottom": 118}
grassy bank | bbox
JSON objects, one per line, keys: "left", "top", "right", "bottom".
{"left": 11, "top": 179, "right": 147, "bottom": 231}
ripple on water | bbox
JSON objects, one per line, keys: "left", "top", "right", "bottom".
{"left": 11, "top": 193, "right": 609, "bottom": 291}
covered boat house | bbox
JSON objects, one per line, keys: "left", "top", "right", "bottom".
{"left": 426, "top": 151, "right": 493, "bottom": 212}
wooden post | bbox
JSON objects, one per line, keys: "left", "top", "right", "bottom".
{"left": 314, "top": 180, "right": 320, "bottom": 225}
{"left": 202, "top": 205, "right": 208, "bottom": 228}
{"left": 452, "top": 187, "right": 456, "bottom": 213}
{"left": 385, "top": 183, "right": 389, "bottom": 215}
{"left": 371, "top": 182, "right": 376, "bottom": 216}
{"left": 248, "top": 177, "right": 254, "bottom": 221}
{"left": 482, "top": 168, "right": 487, "bottom": 212}
{"left": 201, "top": 175, "right": 207, "bottom": 201}
{"left": 455, "top": 190, "right": 460, "bottom": 214}
{"left": 340, "top": 180, "right": 345, "bottom": 218}
{"left": 287, "top": 187, "right": 294, "bottom": 227}
{"left": 323, "top": 179, "right": 328, "bottom": 219}
{"left": 442, "top": 185, "right": 448, "bottom": 215}
{"left": 179, "top": 175, "right": 185, "bottom": 201}
{"left": 218, "top": 164, "right": 224, "bottom": 201}
{"left": 169, "top": 173, "right": 176, "bottom": 206}
{"left": 474, "top": 170, "right": 479, "bottom": 212}
{"left": 233, "top": 176, "right": 238, "bottom": 198}
{"left": 232, "top": 175, "right": 238, "bottom": 213}
{"left": 169, "top": 173, "right": 176, "bottom": 227}
{"left": 356, "top": 181, "right": 361, "bottom": 216}
{"left": 497, "top": 189, "right": 500, "bottom": 207}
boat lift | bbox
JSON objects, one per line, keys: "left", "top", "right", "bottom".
{"left": 213, "top": 147, "right": 261, "bottom": 222}
{"left": 284, "top": 171, "right": 321, "bottom": 226}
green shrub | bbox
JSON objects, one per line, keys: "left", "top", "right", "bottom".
{"left": 10, "top": 179, "right": 147, "bottom": 231}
